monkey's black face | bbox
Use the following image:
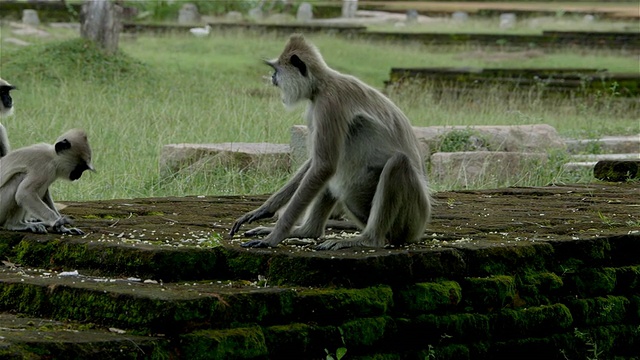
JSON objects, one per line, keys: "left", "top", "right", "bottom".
{"left": 0, "top": 85, "right": 15, "bottom": 110}
{"left": 70, "top": 162, "right": 90, "bottom": 181}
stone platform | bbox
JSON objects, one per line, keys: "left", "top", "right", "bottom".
{"left": 0, "top": 183, "right": 638, "bottom": 359}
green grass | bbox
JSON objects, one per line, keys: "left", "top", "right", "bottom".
{"left": 368, "top": 15, "right": 640, "bottom": 35}
{"left": 0, "top": 28, "right": 637, "bottom": 201}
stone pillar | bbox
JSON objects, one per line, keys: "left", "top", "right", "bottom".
{"left": 406, "top": 9, "right": 418, "bottom": 25}
{"left": 297, "top": 2, "right": 313, "bottom": 23}
{"left": 22, "top": 9, "right": 40, "bottom": 26}
{"left": 178, "top": 3, "right": 200, "bottom": 24}
{"left": 80, "top": 0, "right": 123, "bottom": 55}
{"left": 341, "top": 0, "right": 358, "bottom": 18}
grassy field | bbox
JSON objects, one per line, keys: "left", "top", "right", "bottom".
{"left": 367, "top": 15, "right": 639, "bottom": 34}
{"left": 0, "top": 27, "right": 638, "bottom": 201}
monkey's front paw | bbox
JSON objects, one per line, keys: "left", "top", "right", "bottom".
{"left": 229, "top": 208, "right": 275, "bottom": 237}
{"left": 245, "top": 226, "right": 274, "bottom": 237}
{"left": 240, "top": 240, "right": 273, "bottom": 248}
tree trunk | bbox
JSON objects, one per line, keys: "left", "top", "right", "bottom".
{"left": 80, "top": 0, "right": 122, "bottom": 55}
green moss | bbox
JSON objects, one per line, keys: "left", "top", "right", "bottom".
{"left": 263, "top": 323, "right": 312, "bottom": 357}
{"left": 630, "top": 295, "right": 640, "bottom": 322}
{"left": 180, "top": 326, "right": 268, "bottom": 360}
{"left": 523, "top": 272, "right": 563, "bottom": 292}
{"left": 351, "top": 354, "right": 402, "bottom": 360}
{"left": 396, "top": 280, "right": 461, "bottom": 314}
{"left": 492, "top": 304, "right": 573, "bottom": 338}
{"left": 464, "top": 275, "right": 516, "bottom": 311}
{"left": 263, "top": 323, "right": 351, "bottom": 359}
{"left": 567, "top": 295, "right": 630, "bottom": 326}
{"left": 415, "top": 313, "right": 491, "bottom": 341}
{"left": 295, "top": 286, "right": 393, "bottom": 321}
{"left": 437, "top": 128, "right": 491, "bottom": 153}
{"left": 492, "top": 333, "right": 574, "bottom": 359}
{"left": 13, "top": 237, "right": 226, "bottom": 282}
{"left": 432, "top": 344, "right": 470, "bottom": 360}
{"left": 0, "top": 233, "right": 28, "bottom": 261}
{"left": 223, "top": 248, "right": 270, "bottom": 279}
{"left": 565, "top": 267, "right": 617, "bottom": 297}
{"left": 465, "top": 243, "right": 552, "bottom": 276}
{"left": 518, "top": 272, "right": 564, "bottom": 306}
{"left": 612, "top": 266, "right": 640, "bottom": 294}
{"left": 341, "top": 317, "right": 392, "bottom": 348}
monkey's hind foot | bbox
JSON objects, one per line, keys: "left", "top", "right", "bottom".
{"left": 22, "top": 222, "right": 48, "bottom": 234}
{"left": 240, "top": 239, "right": 273, "bottom": 248}
{"left": 55, "top": 226, "right": 85, "bottom": 235}
{"left": 316, "top": 237, "right": 375, "bottom": 251}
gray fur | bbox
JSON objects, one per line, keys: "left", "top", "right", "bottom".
{"left": 230, "top": 34, "right": 432, "bottom": 250}
{"left": 0, "top": 129, "right": 93, "bottom": 234}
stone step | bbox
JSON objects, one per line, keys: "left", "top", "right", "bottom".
{"left": 0, "top": 184, "right": 638, "bottom": 358}
{"left": 2, "top": 184, "right": 638, "bottom": 287}
{"left": 0, "top": 313, "right": 163, "bottom": 359}
{"left": 565, "top": 135, "right": 640, "bottom": 154}
{"left": 0, "top": 270, "right": 391, "bottom": 334}
{"left": 563, "top": 153, "right": 639, "bottom": 172}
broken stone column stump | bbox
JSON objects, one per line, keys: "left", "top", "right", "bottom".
{"left": 594, "top": 159, "right": 640, "bottom": 182}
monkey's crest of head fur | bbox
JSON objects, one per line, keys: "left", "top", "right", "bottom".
{"left": 0, "top": 77, "right": 16, "bottom": 117}
{"left": 269, "top": 34, "right": 331, "bottom": 107}
{"left": 55, "top": 129, "right": 94, "bottom": 172}
{"left": 280, "top": 34, "right": 327, "bottom": 72}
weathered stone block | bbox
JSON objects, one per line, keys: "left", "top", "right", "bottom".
{"left": 160, "top": 142, "right": 290, "bottom": 175}
{"left": 416, "top": 124, "right": 565, "bottom": 154}
{"left": 180, "top": 327, "right": 268, "bottom": 359}
{"left": 295, "top": 286, "right": 393, "bottom": 320}
{"left": 430, "top": 151, "right": 548, "bottom": 187}
{"left": 413, "top": 313, "right": 491, "bottom": 341}
{"left": 341, "top": 316, "right": 391, "bottom": 347}
{"left": 464, "top": 275, "right": 516, "bottom": 310}
{"left": 492, "top": 304, "right": 573, "bottom": 338}
{"left": 396, "top": 280, "right": 462, "bottom": 314}
{"left": 565, "top": 135, "right": 640, "bottom": 154}
{"left": 567, "top": 296, "right": 629, "bottom": 326}
{"left": 290, "top": 124, "right": 563, "bottom": 170}
{"left": 564, "top": 267, "right": 617, "bottom": 297}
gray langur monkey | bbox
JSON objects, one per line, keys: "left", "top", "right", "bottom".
{"left": 229, "top": 34, "right": 432, "bottom": 250}
{"left": 0, "top": 129, "right": 94, "bottom": 235}
{"left": 0, "top": 78, "right": 17, "bottom": 158}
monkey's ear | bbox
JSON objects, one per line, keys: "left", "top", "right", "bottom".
{"left": 55, "top": 139, "right": 71, "bottom": 153}
{"left": 290, "top": 55, "right": 307, "bottom": 77}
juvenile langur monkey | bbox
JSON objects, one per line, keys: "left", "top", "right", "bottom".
{"left": 0, "top": 78, "right": 17, "bottom": 158}
{"left": 0, "top": 129, "right": 94, "bottom": 235}
{"left": 229, "top": 34, "right": 432, "bottom": 250}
